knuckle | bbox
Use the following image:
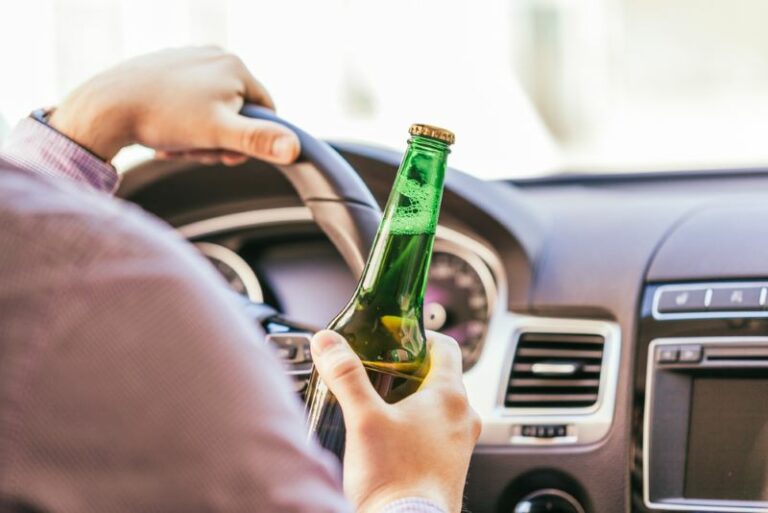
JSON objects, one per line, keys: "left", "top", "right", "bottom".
{"left": 222, "top": 52, "right": 245, "bottom": 69}
{"left": 241, "top": 128, "right": 278, "bottom": 156}
{"left": 328, "top": 352, "right": 361, "bottom": 383}
{"left": 438, "top": 385, "right": 471, "bottom": 417}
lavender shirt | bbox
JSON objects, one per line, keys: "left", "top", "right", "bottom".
{"left": 0, "top": 116, "right": 445, "bottom": 513}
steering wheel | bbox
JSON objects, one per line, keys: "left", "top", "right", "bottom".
{"left": 240, "top": 105, "right": 381, "bottom": 277}
{"left": 232, "top": 106, "right": 382, "bottom": 377}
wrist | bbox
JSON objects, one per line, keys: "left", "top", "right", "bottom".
{"left": 48, "top": 93, "right": 136, "bottom": 161}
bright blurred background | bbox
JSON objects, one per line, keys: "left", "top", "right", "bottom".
{"left": 2, "top": 0, "right": 768, "bottom": 178}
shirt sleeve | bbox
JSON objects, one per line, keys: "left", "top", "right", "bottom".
{"left": 0, "top": 179, "right": 349, "bottom": 512}
{"left": 379, "top": 499, "right": 447, "bottom": 513}
{"left": 0, "top": 185, "right": 448, "bottom": 513}
{"left": 0, "top": 115, "right": 119, "bottom": 193}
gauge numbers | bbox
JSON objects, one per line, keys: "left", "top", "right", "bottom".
{"left": 425, "top": 246, "right": 496, "bottom": 371}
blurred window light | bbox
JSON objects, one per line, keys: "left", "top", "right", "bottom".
{"left": 2, "top": 0, "right": 768, "bottom": 178}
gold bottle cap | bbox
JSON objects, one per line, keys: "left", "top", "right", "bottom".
{"left": 409, "top": 123, "right": 455, "bottom": 145}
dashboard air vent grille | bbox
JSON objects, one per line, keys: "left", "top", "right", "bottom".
{"left": 505, "top": 332, "right": 605, "bottom": 408}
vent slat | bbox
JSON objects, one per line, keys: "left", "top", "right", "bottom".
{"left": 516, "top": 348, "right": 603, "bottom": 359}
{"left": 519, "top": 333, "right": 604, "bottom": 345}
{"left": 506, "top": 393, "right": 599, "bottom": 403}
{"left": 510, "top": 379, "right": 600, "bottom": 387}
{"left": 506, "top": 332, "right": 605, "bottom": 409}
{"left": 513, "top": 363, "right": 600, "bottom": 374}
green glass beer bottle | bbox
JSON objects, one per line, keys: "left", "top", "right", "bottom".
{"left": 305, "top": 123, "right": 455, "bottom": 459}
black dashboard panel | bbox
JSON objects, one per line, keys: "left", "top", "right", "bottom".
{"left": 117, "top": 144, "right": 768, "bottom": 513}
{"left": 648, "top": 204, "right": 768, "bottom": 281}
{"left": 243, "top": 237, "right": 356, "bottom": 328}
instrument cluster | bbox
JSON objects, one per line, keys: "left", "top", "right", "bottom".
{"left": 194, "top": 227, "right": 499, "bottom": 371}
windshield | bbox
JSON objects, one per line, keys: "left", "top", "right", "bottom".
{"left": 1, "top": 0, "right": 766, "bottom": 179}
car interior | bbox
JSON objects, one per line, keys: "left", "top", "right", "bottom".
{"left": 116, "top": 126, "right": 768, "bottom": 513}
{"left": 4, "top": 1, "right": 768, "bottom": 512}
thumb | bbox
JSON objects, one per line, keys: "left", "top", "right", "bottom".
{"left": 310, "top": 330, "right": 383, "bottom": 413}
{"left": 216, "top": 111, "right": 300, "bottom": 165}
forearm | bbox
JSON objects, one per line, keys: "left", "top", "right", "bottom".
{"left": 0, "top": 112, "right": 119, "bottom": 193}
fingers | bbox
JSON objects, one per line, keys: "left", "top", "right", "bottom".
{"left": 215, "top": 111, "right": 300, "bottom": 165}
{"left": 422, "top": 331, "right": 464, "bottom": 387}
{"left": 156, "top": 149, "right": 249, "bottom": 166}
{"left": 219, "top": 57, "right": 296, "bottom": 162}
{"left": 239, "top": 69, "right": 276, "bottom": 111}
{"left": 226, "top": 52, "right": 275, "bottom": 110}
{"left": 310, "top": 330, "right": 384, "bottom": 413}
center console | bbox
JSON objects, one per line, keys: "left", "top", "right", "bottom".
{"left": 636, "top": 282, "right": 768, "bottom": 513}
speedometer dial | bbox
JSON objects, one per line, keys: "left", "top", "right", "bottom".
{"left": 425, "top": 246, "right": 496, "bottom": 371}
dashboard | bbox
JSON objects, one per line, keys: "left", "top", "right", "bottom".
{"left": 118, "top": 144, "right": 768, "bottom": 513}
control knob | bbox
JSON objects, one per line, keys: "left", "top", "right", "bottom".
{"left": 513, "top": 489, "right": 585, "bottom": 513}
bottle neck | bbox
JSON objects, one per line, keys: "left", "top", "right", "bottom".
{"left": 358, "top": 136, "right": 449, "bottom": 304}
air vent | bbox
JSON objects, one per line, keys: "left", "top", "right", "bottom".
{"left": 505, "top": 332, "right": 605, "bottom": 408}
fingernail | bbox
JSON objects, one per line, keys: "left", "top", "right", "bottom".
{"left": 271, "top": 135, "right": 297, "bottom": 160}
{"left": 312, "top": 331, "right": 342, "bottom": 355}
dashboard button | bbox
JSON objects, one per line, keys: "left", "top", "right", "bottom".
{"left": 708, "top": 286, "right": 763, "bottom": 311}
{"left": 679, "top": 345, "right": 702, "bottom": 362}
{"left": 514, "top": 490, "right": 584, "bottom": 513}
{"left": 521, "top": 424, "right": 568, "bottom": 438}
{"left": 266, "top": 333, "right": 312, "bottom": 363}
{"left": 657, "top": 346, "right": 679, "bottom": 363}
{"left": 275, "top": 346, "right": 298, "bottom": 360}
{"left": 657, "top": 288, "right": 708, "bottom": 313}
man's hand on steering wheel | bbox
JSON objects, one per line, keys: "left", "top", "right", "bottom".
{"left": 48, "top": 46, "right": 300, "bottom": 166}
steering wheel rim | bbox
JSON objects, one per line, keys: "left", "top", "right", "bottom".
{"left": 239, "top": 105, "right": 381, "bottom": 279}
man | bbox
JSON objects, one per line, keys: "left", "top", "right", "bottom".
{"left": 0, "top": 48, "right": 480, "bottom": 512}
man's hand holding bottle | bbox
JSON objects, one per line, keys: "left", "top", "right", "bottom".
{"left": 311, "top": 330, "right": 481, "bottom": 513}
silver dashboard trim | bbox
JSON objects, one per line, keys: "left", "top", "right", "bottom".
{"left": 643, "top": 337, "right": 768, "bottom": 512}
{"left": 177, "top": 207, "right": 620, "bottom": 447}
{"left": 652, "top": 281, "right": 768, "bottom": 321}
{"left": 178, "top": 206, "right": 504, "bottom": 284}
{"left": 466, "top": 312, "right": 621, "bottom": 445}
{"left": 193, "top": 242, "right": 264, "bottom": 302}
{"left": 178, "top": 207, "right": 314, "bottom": 239}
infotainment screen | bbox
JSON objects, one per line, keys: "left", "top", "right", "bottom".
{"left": 685, "top": 378, "right": 768, "bottom": 501}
